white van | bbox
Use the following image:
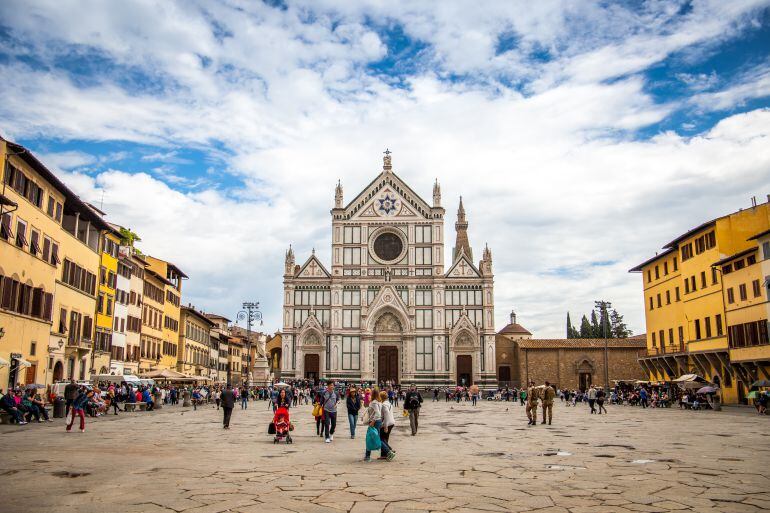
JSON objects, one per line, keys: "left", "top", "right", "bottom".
{"left": 91, "top": 374, "right": 142, "bottom": 386}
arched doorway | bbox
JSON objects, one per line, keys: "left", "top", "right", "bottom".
{"left": 53, "top": 361, "right": 64, "bottom": 382}
{"left": 457, "top": 355, "right": 472, "bottom": 386}
{"left": 576, "top": 358, "right": 594, "bottom": 391}
{"left": 304, "top": 353, "right": 319, "bottom": 382}
{"left": 374, "top": 312, "right": 402, "bottom": 385}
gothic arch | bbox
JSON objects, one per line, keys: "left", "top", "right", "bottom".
{"left": 365, "top": 304, "right": 410, "bottom": 333}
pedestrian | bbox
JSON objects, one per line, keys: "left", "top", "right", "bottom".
{"left": 470, "top": 384, "right": 479, "bottom": 406}
{"left": 313, "top": 388, "right": 324, "bottom": 437}
{"left": 346, "top": 387, "right": 361, "bottom": 439}
{"left": 587, "top": 386, "right": 597, "bottom": 414}
{"left": 221, "top": 384, "right": 235, "bottom": 429}
{"left": 214, "top": 388, "right": 221, "bottom": 410}
{"left": 541, "top": 381, "right": 555, "bottom": 425}
{"left": 379, "top": 390, "right": 396, "bottom": 460}
{"left": 64, "top": 379, "right": 78, "bottom": 417}
{"left": 519, "top": 387, "right": 526, "bottom": 406}
{"left": 525, "top": 381, "right": 539, "bottom": 426}
{"left": 240, "top": 386, "right": 248, "bottom": 409}
{"left": 639, "top": 387, "right": 649, "bottom": 408}
{"left": 403, "top": 384, "right": 423, "bottom": 436}
{"left": 322, "top": 381, "right": 340, "bottom": 443}
{"left": 363, "top": 390, "right": 395, "bottom": 462}
{"left": 596, "top": 387, "right": 607, "bottom": 414}
{"left": 66, "top": 388, "right": 92, "bottom": 433}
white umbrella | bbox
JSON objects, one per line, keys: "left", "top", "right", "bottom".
{"left": 273, "top": 382, "right": 290, "bottom": 388}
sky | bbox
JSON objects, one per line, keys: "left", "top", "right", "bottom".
{"left": 1, "top": 0, "right": 769, "bottom": 338}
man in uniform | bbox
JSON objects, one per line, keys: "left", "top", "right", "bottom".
{"left": 541, "top": 381, "right": 556, "bottom": 425}
{"left": 525, "top": 381, "right": 539, "bottom": 426}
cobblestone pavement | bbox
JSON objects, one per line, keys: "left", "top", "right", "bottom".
{"left": 1, "top": 399, "right": 768, "bottom": 513}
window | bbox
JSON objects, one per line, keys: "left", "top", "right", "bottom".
{"left": 342, "top": 309, "right": 360, "bottom": 328}
{"left": 415, "top": 247, "right": 432, "bottom": 265}
{"left": 747, "top": 254, "right": 756, "bottom": 265}
{"left": 46, "top": 196, "right": 55, "bottom": 217}
{"left": 655, "top": 266, "right": 660, "bottom": 279}
{"left": 684, "top": 279, "right": 690, "bottom": 294}
{"left": 343, "top": 226, "right": 361, "bottom": 244}
{"left": 705, "top": 317, "right": 712, "bottom": 338}
{"left": 668, "top": 328, "right": 674, "bottom": 346}
{"left": 727, "top": 287, "right": 735, "bottom": 304}
{"left": 15, "top": 218, "right": 27, "bottom": 248}
{"left": 0, "top": 276, "right": 53, "bottom": 321}
{"left": 62, "top": 259, "right": 97, "bottom": 296}
{"left": 342, "top": 289, "right": 360, "bottom": 306}
{"left": 649, "top": 296, "right": 653, "bottom": 310}
{"left": 673, "top": 257, "right": 678, "bottom": 271}
{"left": 734, "top": 259, "right": 745, "bottom": 271}
{"left": 414, "top": 289, "right": 432, "bottom": 306}
{"left": 694, "top": 319, "right": 701, "bottom": 340}
{"left": 763, "top": 242, "right": 770, "bottom": 260}
{"left": 58, "top": 308, "right": 67, "bottom": 333}
{"left": 678, "top": 326, "right": 684, "bottom": 344}
{"left": 712, "top": 267, "right": 718, "bottom": 285}
{"left": 659, "top": 329, "right": 664, "bottom": 345}
{"left": 343, "top": 247, "right": 361, "bottom": 265}
{"left": 656, "top": 293, "right": 661, "bottom": 308}
{"left": 666, "top": 290, "right": 671, "bottom": 304}
{"left": 739, "top": 284, "right": 747, "bottom": 301}
{"left": 367, "top": 287, "right": 380, "bottom": 305}
{"left": 54, "top": 202, "right": 62, "bottom": 222}
{"left": 50, "top": 242, "right": 60, "bottom": 266}
{"left": 675, "top": 287, "right": 680, "bottom": 301}
{"left": 342, "top": 336, "right": 360, "bottom": 370}
{"left": 753, "top": 279, "right": 761, "bottom": 298}
{"left": 396, "top": 287, "right": 409, "bottom": 305}
{"left": 651, "top": 332, "right": 656, "bottom": 346}
{"left": 715, "top": 314, "right": 723, "bottom": 336}
{"left": 29, "top": 230, "right": 40, "bottom": 256}
{"left": 723, "top": 264, "right": 733, "bottom": 274}
{"left": 98, "top": 293, "right": 105, "bottom": 314}
{"left": 0, "top": 213, "right": 12, "bottom": 240}
{"left": 415, "top": 225, "right": 432, "bottom": 243}
{"left": 664, "top": 262, "right": 668, "bottom": 275}
{"left": 681, "top": 243, "right": 693, "bottom": 261}
{"left": 690, "top": 276, "right": 696, "bottom": 292}
{"left": 415, "top": 336, "right": 433, "bottom": 371}
{"left": 647, "top": 270, "right": 651, "bottom": 282}
{"left": 701, "top": 271, "right": 706, "bottom": 288}
{"left": 415, "top": 309, "right": 433, "bottom": 329}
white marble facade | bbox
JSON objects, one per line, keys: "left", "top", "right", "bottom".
{"left": 282, "top": 153, "right": 496, "bottom": 388}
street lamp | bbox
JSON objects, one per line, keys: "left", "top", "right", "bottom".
{"left": 595, "top": 300, "right": 612, "bottom": 392}
{"left": 236, "top": 302, "right": 263, "bottom": 387}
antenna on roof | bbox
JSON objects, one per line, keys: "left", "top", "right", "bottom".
{"left": 100, "top": 190, "right": 105, "bottom": 211}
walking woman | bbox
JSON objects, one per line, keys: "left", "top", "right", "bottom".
{"left": 66, "top": 388, "right": 93, "bottom": 433}
{"left": 346, "top": 388, "right": 361, "bottom": 439}
{"left": 363, "top": 389, "right": 395, "bottom": 462}
{"left": 379, "top": 391, "right": 395, "bottom": 460}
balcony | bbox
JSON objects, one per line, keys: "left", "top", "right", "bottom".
{"left": 66, "top": 337, "right": 92, "bottom": 353}
{"left": 643, "top": 341, "right": 686, "bottom": 357}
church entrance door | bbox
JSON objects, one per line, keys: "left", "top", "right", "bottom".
{"left": 304, "top": 354, "right": 319, "bottom": 383}
{"left": 579, "top": 372, "right": 592, "bottom": 391}
{"left": 457, "top": 355, "right": 472, "bottom": 386}
{"left": 377, "top": 346, "right": 399, "bottom": 385}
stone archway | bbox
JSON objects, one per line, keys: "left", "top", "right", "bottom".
{"left": 53, "top": 361, "right": 64, "bottom": 382}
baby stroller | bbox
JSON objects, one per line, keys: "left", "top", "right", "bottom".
{"left": 271, "top": 406, "right": 293, "bottom": 444}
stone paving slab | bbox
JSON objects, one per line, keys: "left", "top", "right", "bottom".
{"left": 0, "top": 399, "right": 768, "bottom": 512}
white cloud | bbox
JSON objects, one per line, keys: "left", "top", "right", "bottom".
{"left": 1, "top": 0, "right": 769, "bottom": 337}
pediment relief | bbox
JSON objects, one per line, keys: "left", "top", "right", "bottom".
{"left": 296, "top": 255, "right": 331, "bottom": 279}
{"left": 446, "top": 254, "right": 480, "bottom": 278}
{"left": 374, "top": 312, "right": 402, "bottom": 333}
{"left": 346, "top": 173, "right": 433, "bottom": 220}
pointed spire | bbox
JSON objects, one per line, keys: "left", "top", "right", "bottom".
{"left": 383, "top": 148, "right": 392, "bottom": 171}
{"left": 433, "top": 179, "right": 441, "bottom": 207}
{"left": 453, "top": 196, "right": 472, "bottom": 262}
{"left": 284, "top": 244, "right": 295, "bottom": 276}
{"left": 334, "top": 180, "right": 343, "bottom": 208}
{"left": 483, "top": 243, "right": 491, "bottom": 261}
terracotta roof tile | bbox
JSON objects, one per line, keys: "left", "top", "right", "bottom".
{"left": 517, "top": 338, "right": 647, "bottom": 349}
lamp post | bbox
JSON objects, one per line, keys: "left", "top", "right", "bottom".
{"left": 595, "top": 300, "right": 612, "bottom": 392}
{"left": 236, "top": 302, "right": 263, "bottom": 387}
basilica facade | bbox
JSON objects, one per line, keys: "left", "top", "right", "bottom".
{"left": 281, "top": 153, "right": 496, "bottom": 388}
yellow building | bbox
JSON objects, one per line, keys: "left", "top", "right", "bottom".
{"left": 717, "top": 230, "right": 770, "bottom": 401}
{"left": 92, "top": 216, "right": 121, "bottom": 375}
{"left": 178, "top": 305, "right": 214, "bottom": 377}
{"left": 631, "top": 198, "right": 770, "bottom": 403}
{"left": 140, "top": 268, "right": 167, "bottom": 373}
{"left": 144, "top": 255, "right": 185, "bottom": 371}
{"left": 0, "top": 138, "right": 111, "bottom": 389}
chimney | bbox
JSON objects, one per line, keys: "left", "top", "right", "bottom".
{"left": 751, "top": 196, "right": 757, "bottom": 207}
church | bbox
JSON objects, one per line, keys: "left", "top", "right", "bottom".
{"left": 281, "top": 152, "right": 497, "bottom": 388}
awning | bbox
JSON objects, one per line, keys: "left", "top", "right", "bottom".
{"left": 141, "top": 369, "right": 186, "bottom": 380}
{"left": 0, "top": 356, "right": 9, "bottom": 367}
{"left": 15, "top": 359, "right": 32, "bottom": 369}
{"left": 672, "top": 373, "right": 707, "bottom": 383}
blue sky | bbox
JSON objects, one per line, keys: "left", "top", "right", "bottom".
{"left": 1, "top": 0, "right": 769, "bottom": 337}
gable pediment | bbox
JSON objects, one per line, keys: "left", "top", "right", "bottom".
{"left": 345, "top": 172, "right": 433, "bottom": 220}
{"left": 296, "top": 254, "right": 331, "bottom": 279}
{"left": 445, "top": 253, "right": 481, "bottom": 278}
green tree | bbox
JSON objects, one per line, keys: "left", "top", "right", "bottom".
{"left": 120, "top": 227, "right": 143, "bottom": 254}
{"left": 567, "top": 312, "right": 579, "bottom": 339}
{"left": 579, "top": 315, "right": 592, "bottom": 338}
{"left": 610, "top": 309, "right": 632, "bottom": 338}
{"left": 590, "top": 310, "right": 600, "bottom": 338}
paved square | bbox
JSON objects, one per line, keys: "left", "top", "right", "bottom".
{"left": 1, "top": 399, "right": 768, "bottom": 513}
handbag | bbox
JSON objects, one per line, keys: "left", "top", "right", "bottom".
{"left": 365, "top": 426, "right": 381, "bottom": 451}
{"left": 311, "top": 403, "right": 321, "bottom": 417}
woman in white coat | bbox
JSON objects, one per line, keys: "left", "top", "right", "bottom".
{"left": 379, "top": 390, "right": 396, "bottom": 460}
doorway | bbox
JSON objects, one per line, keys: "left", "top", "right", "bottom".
{"left": 457, "top": 355, "right": 472, "bottom": 386}
{"left": 377, "top": 346, "right": 399, "bottom": 384}
{"left": 498, "top": 365, "right": 511, "bottom": 384}
{"left": 579, "top": 372, "right": 592, "bottom": 391}
{"left": 304, "top": 354, "right": 319, "bottom": 383}
{"left": 53, "top": 361, "right": 64, "bottom": 382}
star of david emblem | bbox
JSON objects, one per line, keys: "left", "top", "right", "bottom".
{"left": 377, "top": 193, "right": 399, "bottom": 216}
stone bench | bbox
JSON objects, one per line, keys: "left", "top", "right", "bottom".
{"left": 123, "top": 402, "right": 147, "bottom": 412}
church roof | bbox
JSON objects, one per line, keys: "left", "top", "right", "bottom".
{"left": 517, "top": 338, "right": 647, "bottom": 349}
{"left": 497, "top": 322, "right": 532, "bottom": 336}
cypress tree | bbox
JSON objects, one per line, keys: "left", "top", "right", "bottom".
{"left": 579, "top": 315, "right": 592, "bottom": 338}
